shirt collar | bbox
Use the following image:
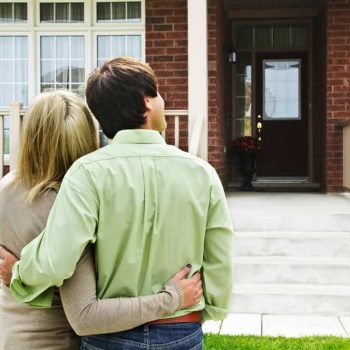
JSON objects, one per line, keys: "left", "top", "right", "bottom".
{"left": 112, "top": 129, "right": 166, "bottom": 145}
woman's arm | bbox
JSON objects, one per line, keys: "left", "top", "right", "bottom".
{"left": 59, "top": 246, "right": 202, "bottom": 336}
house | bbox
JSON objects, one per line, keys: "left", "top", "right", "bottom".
{"left": 0, "top": 0, "right": 349, "bottom": 192}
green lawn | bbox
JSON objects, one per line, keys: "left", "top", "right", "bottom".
{"left": 204, "top": 334, "right": 350, "bottom": 350}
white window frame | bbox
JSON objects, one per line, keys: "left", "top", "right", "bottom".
{"left": 36, "top": 32, "right": 90, "bottom": 95}
{"left": 36, "top": 0, "right": 88, "bottom": 27}
{"left": 94, "top": 0, "right": 145, "bottom": 27}
{"left": 93, "top": 30, "right": 145, "bottom": 66}
{"left": 0, "top": 0, "right": 145, "bottom": 107}
{"left": 0, "top": 1, "right": 29, "bottom": 28}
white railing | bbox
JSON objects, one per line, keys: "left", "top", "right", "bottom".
{"left": 0, "top": 102, "right": 24, "bottom": 178}
{"left": 162, "top": 109, "right": 188, "bottom": 148}
{"left": 343, "top": 123, "right": 350, "bottom": 190}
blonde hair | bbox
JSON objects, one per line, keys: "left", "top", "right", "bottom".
{"left": 16, "top": 90, "right": 98, "bottom": 202}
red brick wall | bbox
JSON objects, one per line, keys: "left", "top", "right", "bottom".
{"left": 207, "top": 0, "right": 229, "bottom": 183}
{"left": 326, "top": 0, "right": 350, "bottom": 192}
{"left": 145, "top": 0, "right": 188, "bottom": 151}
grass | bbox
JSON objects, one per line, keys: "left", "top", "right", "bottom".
{"left": 204, "top": 334, "right": 350, "bottom": 350}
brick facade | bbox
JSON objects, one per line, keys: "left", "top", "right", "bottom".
{"left": 326, "top": 0, "right": 350, "bottom": 191}
{"left": 146, "top": 0, "right": 229, "bottom": 184}
{"left": 145, "top": 0, "right": 188, "bottom": 151}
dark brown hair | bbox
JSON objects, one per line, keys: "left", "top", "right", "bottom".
{"left": 86, "top": 56, "right": 158, "bottom": 139}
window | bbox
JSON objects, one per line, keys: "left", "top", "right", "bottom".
{"left": 97, "top": 35, "right": 141, "bottom": 65}
{"left": 40, "top": 2, "right": 84, "bottom": 23}
{"left": 97, "top": 1, "right": 141, "bottom": 22}
{"left": 0, "top": 2, "right": 27, "bottom": 23}
{"left": 0, "top": 36, "right": 28, "bottom": 109}
{"left": 0, "top": 1, "right": 144, "bottom": 108}
{"left": 40, "top": 36, "right": 85, "bottom": 96}
{"left": 263, "top": 60, "right": 300, "bottom": 120}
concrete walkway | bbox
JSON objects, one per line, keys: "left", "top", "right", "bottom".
{"left": 209, "top": 191, "right": 350, "bottom": 338}
{"left": 203, "top": 314, "right": 350, "bottom": 337}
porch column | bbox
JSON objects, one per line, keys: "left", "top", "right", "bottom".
{"left": 187, "top": 0, "right": 208, "bottom": 160}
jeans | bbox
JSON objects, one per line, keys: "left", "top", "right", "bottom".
{"left": 81, "top": 323, "right": 203, "bottom": 350}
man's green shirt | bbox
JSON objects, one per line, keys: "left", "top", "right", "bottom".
{"left": 11, "top": 130, "right": 234, "bottom": 321}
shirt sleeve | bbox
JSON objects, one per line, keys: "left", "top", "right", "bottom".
{"left": 10, "top": 165, "right": 98, "bottom": 307}
{"left": 202, "top": 167, "right": 234, "bottom": 321}
{"left": 60, "top": 245, "right": 181, "bottom": 336}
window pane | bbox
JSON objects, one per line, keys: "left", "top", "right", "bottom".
{"left": 291, "top": 26, "right": 309, "bottom": 48}
{"left": 71, "top": 37, "right": 85, "bottom": 59}
{"left": 0, "top": 37, "right": 13, "bottom": 58}
{"left": 71, "top": 3, "right": 84, "bottom": 22}
{"left": 14, "top": 3, "right": 27, "bottom": 22}
{"left": 112, "top": 2, "right": 126, "bottom": 21}
{"left": 40, "top": 3, "right": 54, "bottom": 22}
{"left": 126, "top": 36, "right": 141, "bottom": 59}
{"left": 41, "top": 60, "right": 55, "bottom": 83}
{"left": 41, "top": 37, "right": 55, "bottom": 59}
{"left": 0, "top": 60, "right": 12, "bottom": 82}
{"left": 255, "top": 26, "right": 272, "bottom": 49}
{"left": 15, "top": 84, "right": 27, "bottom": 104}
{"left": 0, "top": 36, "right": 28, "bottom": 108}
{"left": 15, "top": 36, "right": 27, "bottom": 59}
{"left": 71, "top": 83, "right": 84, "bottom": 97}
{"left": 263, "top": 60, "right": 300, "bottom": 120}
{"left": 56, "top": 3, "right": 69, "bottom": 22}
{"left": 273, "top": 26, "right": 290, "bottom": 49}
{"left": 0, "top": 3, "right": 12, "bottom": 23}
{"left": 71, "top": 60, "right": 84, "bottom": 83}
{"left": 127, "top": 2, "right": 141, "bottom": 21}
{"left": 235, "top": 53, "right": 252, "bottom": 137}
{"left": 112, "top": 36, "right": 126, "bottom": 56}
{"left": 97, "top": 36, "right": 110, "bottom": 61}
{"left": 97, "top": 2, "right": 111, "bottom": 21}
{"left": 235, "top": 26, "right": 253, "bottom": 49}
{"left": 40, "top": 36, "right": 85, "bottom": 93}
{"left": 56, "top": 36, "right": 70, "bottom": 59}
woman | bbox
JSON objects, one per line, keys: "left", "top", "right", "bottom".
{"left": 0, "top": 90, "right": 202, "bottom": 349}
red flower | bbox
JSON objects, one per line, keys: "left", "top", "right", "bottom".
{"left": 232, "top": 136, "right": 261, "bottom": 154}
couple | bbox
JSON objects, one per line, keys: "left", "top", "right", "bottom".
{"left": 0, "top": 57, "right": 234, "bottom": 349}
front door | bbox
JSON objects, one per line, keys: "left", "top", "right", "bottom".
{"left": 255, "top": 53, "right": 308, "bottom": 178}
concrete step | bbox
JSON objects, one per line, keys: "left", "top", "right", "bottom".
{"left": 230, "top": 284, "right": 350, "bottom": 316}
{"left": 233, "top": 256, "right": 350, "bottom": 285}
{"left": 231, "top": 211, "right": 350, "bottom": 232}
{"left": 234, "top": 231, "right": 350, "bottom": 257}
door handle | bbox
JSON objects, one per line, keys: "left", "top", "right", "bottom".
{"left": 257, "top": 115, "right": 262, "bottom": 141}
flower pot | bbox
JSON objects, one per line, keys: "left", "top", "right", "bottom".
{"left": 238, "top": 153, "right": 256, "bottom": 191}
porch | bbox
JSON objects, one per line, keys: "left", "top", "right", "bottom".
{"left": 2, "top": 102, "right": 350, "bottom": 191}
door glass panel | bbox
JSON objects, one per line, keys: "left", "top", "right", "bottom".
{"left": 235, "top": 53, "right": 252, "bottom": 137}
{"left": 263, "top": 60, "right": 300, "bottom": 120}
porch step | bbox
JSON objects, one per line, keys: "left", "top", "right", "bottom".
{"left": 230, "top": 284, "right": 350, "bottom": 316}
{"left": 234, "top": 231, "right": 350, "bottom": 257}
{"left": 231, "top": 230, "right": 350, "bottom": 315}
{"left": 234, "top": 256, "right": 350, "bottom": 285}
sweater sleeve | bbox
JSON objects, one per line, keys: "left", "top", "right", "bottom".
{"left": 59, "top": 246, "right": 182, "bottom": 336}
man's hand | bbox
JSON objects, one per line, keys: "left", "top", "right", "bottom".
{"left": 0, "top": 246, "right": 18, "bottom": 286}
{"left": 170, "top": 265, "right": 203, "bottom": 309}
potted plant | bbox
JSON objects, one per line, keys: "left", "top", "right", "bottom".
{"left": 232, "top": 136, "right": 261, "bottom": 191}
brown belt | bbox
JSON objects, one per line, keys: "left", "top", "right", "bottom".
{"left": 149, "top": 311, "right": 201, "bottom": 325}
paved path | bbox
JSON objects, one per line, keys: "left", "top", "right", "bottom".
{"left": 203, "top": 313, "right": 350, "bottom": 337}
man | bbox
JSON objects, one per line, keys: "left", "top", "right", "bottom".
{"left": 5, "top": 57, "right": 233, "bottom": 349}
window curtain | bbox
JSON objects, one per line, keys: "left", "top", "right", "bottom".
{"left": 127, "top": 2, "right": 141, "bottom": 21}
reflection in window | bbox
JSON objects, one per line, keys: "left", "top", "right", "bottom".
{"left": 0, "top": 2, "right": 27, "bottom": 23}
{"left": 0, "top": 36, "right": 28, "bottom": 108}
{"left": 235, "top": 53, "right": 252, "bottom": 137}
{"left": 40, "top": 36, "right": 85, "bottom": 96}
{"left": 97, "top": 35, "right": 141, "bottom": 66}
{"left": 40, "top": 2, "right": 84, "bottom": 23}
{"left": 97, "top": 2, "right": 141, "bottom": 22}
{"left": 263, "top": 60, "right": 300, "bottom": 120}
